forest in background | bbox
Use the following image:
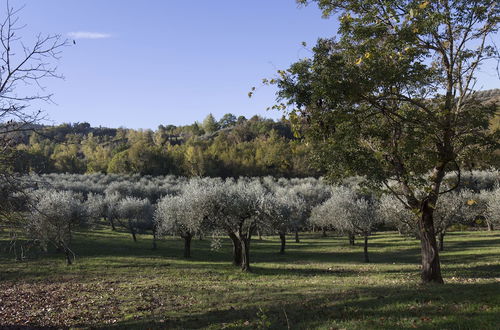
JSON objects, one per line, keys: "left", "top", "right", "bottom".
{"left": 8, "top": 113, "right": 320, "bottom": 178}
{"left": 7, "top": 88, "right": 500, "bottom": 179}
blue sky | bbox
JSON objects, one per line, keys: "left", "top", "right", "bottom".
{"left": 7, "top": 1, "right": 500, "bottom": 129}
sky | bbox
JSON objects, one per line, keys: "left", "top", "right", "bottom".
{"left": 6, "top": 1, "right": 500, "bottom": 130}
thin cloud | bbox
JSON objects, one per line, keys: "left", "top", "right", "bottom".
{"left": 67, "top": 32, "right": 112, "bottom": 39}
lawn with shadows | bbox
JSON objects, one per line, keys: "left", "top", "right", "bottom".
{"left": 0, "top": 228, "right": 499, "bottom": 329}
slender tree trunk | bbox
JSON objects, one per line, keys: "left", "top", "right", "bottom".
{"left": 62, "top": 244, "right": 72, "bottom": 265}
{"left": 363, "top": 235, "right": 369, "bottom": 263}
{"left": 322, "top": 228, "right": 327, "bottom": 237}
{"left": 295, "top": 230, "right": 300, "bottom": 243}
{"left": 486, "top": 220, "right": 494, "bottom": 231}
{"left": 106, "top": 216, "right": 116, "bottom": 231}
{"left": 348, "top": 234, "right": 355, "bottom": 246}
{"left": 279, "top": 232, "right": 286, "bottom": 254}
{"left": 419, "top": 206, "right": 444, "bottom": 284}
{"left": 258, "top": 230, "right": 263, "bottom": 240}
{"left": 240, "top": 237, "right": 251, "bottom": 272}
{"left": 129, "top": 220, "right": 137, "bottom": 242}
{"left": 182, "top": 233, "right": 192, "bottom": 258}
{"left": 437, "top": 232, "right": 445, "bottom": 251}
{"left": 152, "top": 227, "right": 158, "bottom": 250}
{"left": 198, "top": 233, "right": 203, "bottom": 240}
{"left": 228, "top": 232, "right": 242, "bottom": 266}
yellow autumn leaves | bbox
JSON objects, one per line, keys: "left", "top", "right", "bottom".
{"left": 355, "top": 52, "right": 372, "bottom": 65}
{"left": 419, "top": 1, "right": 430, "bottom": 9}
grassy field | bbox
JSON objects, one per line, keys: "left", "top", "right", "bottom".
{"left": 1, "top": 227, "right": 499, "bottom": 329}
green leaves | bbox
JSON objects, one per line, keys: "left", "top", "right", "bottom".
{"left": 279, "top": 0, "right": 499, "bottom": 196}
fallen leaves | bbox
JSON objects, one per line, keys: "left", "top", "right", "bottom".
{"left": 0, "top": 279, "right": 122, "bottom": 327}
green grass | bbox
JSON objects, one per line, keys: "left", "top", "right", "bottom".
{"left": 1, "top": 227, "right": 499, "bottom": 329}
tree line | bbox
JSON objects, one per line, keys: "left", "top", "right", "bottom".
{"left": 6, "top": 114, "right": 321, "bottom": 178}
{"left": 4, "top": 171, "right": 499, "bottom": 271}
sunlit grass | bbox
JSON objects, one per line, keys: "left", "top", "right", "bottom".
{"left": 1, "top": 228, "right": 499, "bottom": 329}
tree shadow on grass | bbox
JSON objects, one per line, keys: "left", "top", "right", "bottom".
{"left": 107, "top": 282, "right": 500, "bottom": 329}
{"left": 2, "top": 230, "right": 498, "bottom": 284}
{"left": 444, "top": 263, "right": 500, "bottom": 279}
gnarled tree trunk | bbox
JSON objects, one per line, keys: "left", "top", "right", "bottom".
{"left": 228, "top": 232, "right": 242, "bottom": 266}
{"left": 240, "top": 237, "right": 251, "bottom": 272}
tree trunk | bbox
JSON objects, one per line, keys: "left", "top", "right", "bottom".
{"left": 258, "top": 230, "right": 263, "bottom": 240}
{"left": 294, "top": 230, "right": 300, "bottom": 243}
{"left": 107, "top": 216, "right": 116, "bottom": 231}
{"left": 240, "top": 237, "right": 251, "bottom": 272}
{"left": 437, "top": 232, "right": 445, "bottom": 251}
{"left": 419, "top": 206, "right": 444, "bottom": 284}
{"left": 228, "top": 232, "right": 242, "bottom": 266}
{"left": 62, "top": 244, "right": 72, "bottom": 265}
{"left": 129, "top": 220, "right": 137, "bottom": 242}
{"left": 486, "top": 220, "right": 494, "bottom": 231}
{"left": 152, "top": 229, "right": 158, "bottom": 250}
{"left": 183, "top": 233, "right": 192, "bottom": 258}
{"left": 348, "top": 234, "right": 355, "bottom": 246}
{"left": 322, "top": 228, "right": 327, "bottom": 237}
{"left": 363, "top": 235, "right": 369, "bottom": 263}
{"left": 279, "top": 232, "right": 286, "bottom": 254}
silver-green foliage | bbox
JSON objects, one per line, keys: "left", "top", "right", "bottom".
{"left": 26, "top": 189, "right": 89, "bottom": 263}
{"left": 310, "top": 186, "right": 378, "bottom": 236}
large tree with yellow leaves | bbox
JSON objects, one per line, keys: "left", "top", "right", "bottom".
{"left": 273, "top": 0, "right": 499, "bottom": 283}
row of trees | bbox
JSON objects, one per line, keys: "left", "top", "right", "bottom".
{"left": 9, "top": 172, "right": 499, "bottom": 271}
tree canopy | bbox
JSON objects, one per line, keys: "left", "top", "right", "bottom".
{"left": 272, "top": 0, "right": 499, "bottom": 283}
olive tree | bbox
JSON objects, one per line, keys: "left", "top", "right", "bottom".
{"left": 117, "top": 197, "right": 153, "bottom": 242}
{"left": 433, "top": 189, "right": 475, "bottom": 251}
{"left": 377, "top": 193, "right": 418, "bottom": 237}
{"left": 485, "top": 186, "right": 500, "bottom": 230}
{"left": 26, "top": 189, "right": 88, "bottom": 265}
{"left": 289, "top": 182, "right": 331, "bottom": 242}
{"left": 275, "top": 187, "right": 308, "bottom": 244}
{"left": 310, "top": 186, "right": 379, "bottom": 262}
{"left": 85, "top": 193, "right": 106, "bottom": 222}
{"left": 155, "top": 179, "right": 213, "bottom": 258}
{"left": 104, "top": 192, "right": 123, "bottom": 231}
{"left": 273, "top": 0, "right": 499, "bottom": 283}
{"left": 210, "top": 178, "right": 267, "bottom": 271}
{"left": 262, "top": 193, "right": 293, "bottom": 254}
